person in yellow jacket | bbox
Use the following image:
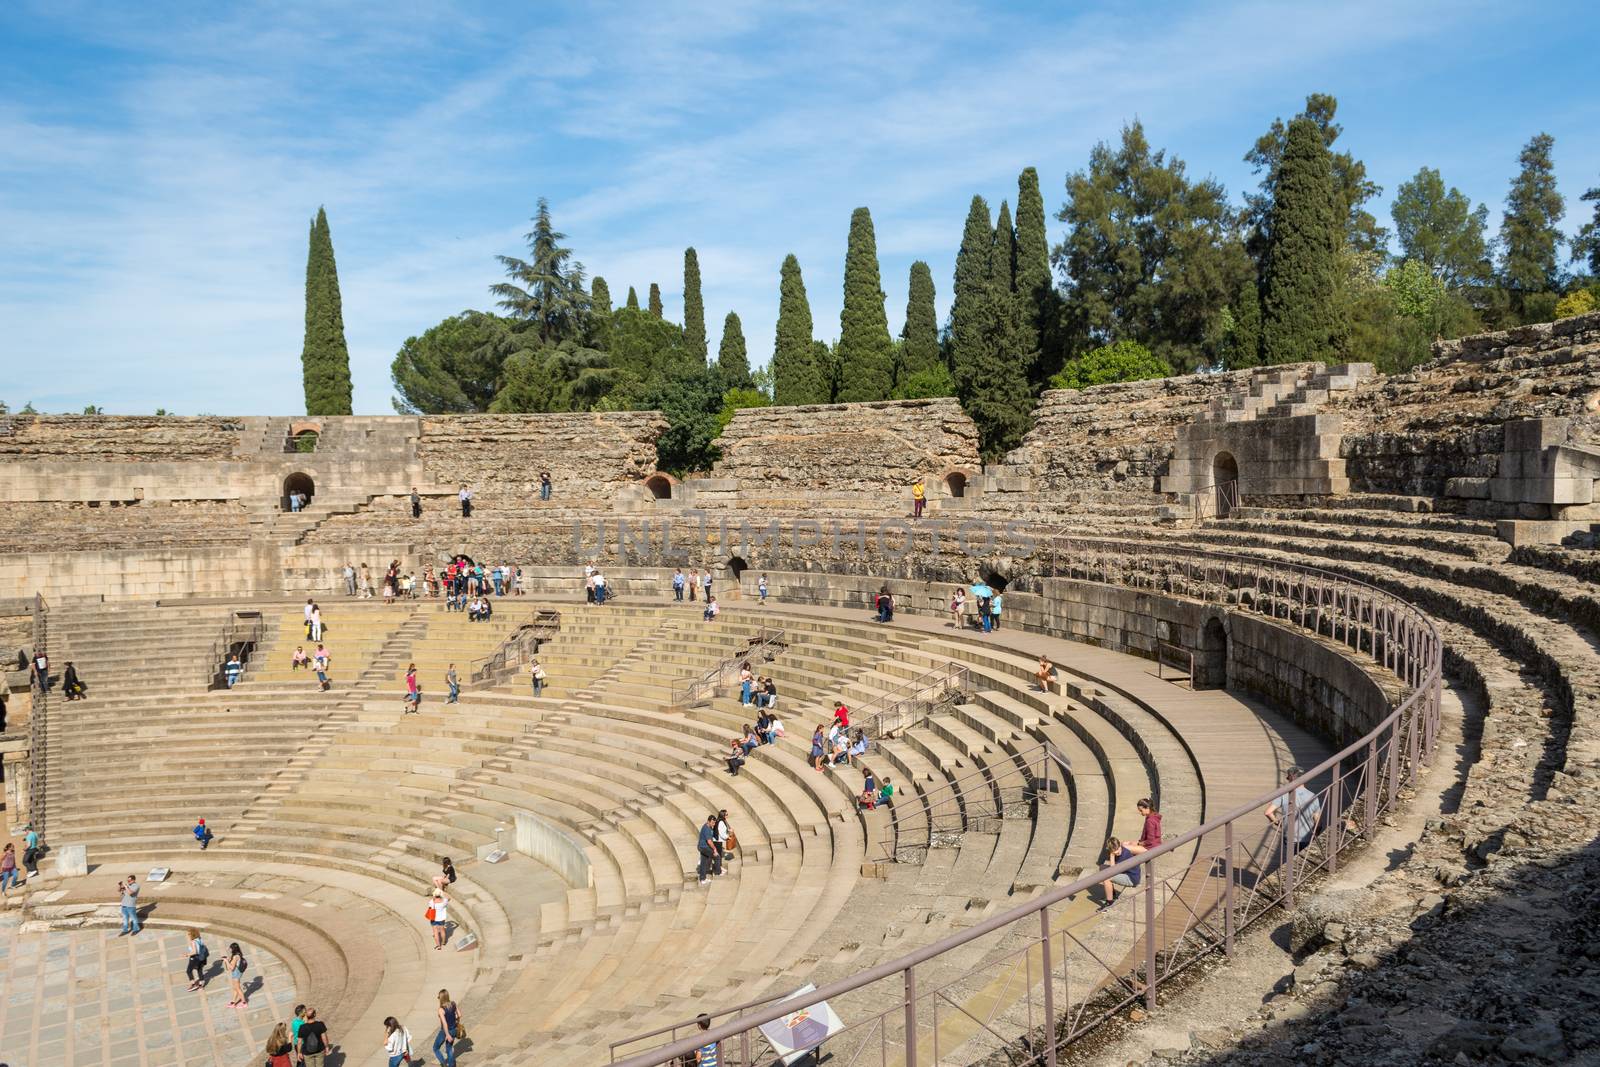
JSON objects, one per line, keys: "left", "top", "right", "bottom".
{"left": 911, "top": 477, "right": 926, "bottom": 519}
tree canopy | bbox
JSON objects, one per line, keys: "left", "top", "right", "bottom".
{"left": 301, "top": 206, "right": 353, "bottom": 415}
{"left": 772, "top": 254, "right": 823, "bottom": 405}
{"left": 835, "top": 207, "right": 895, "bottom": 401}
{"left": 490, "top": 198, "right": 589, "bottom": 344}
{"left": 717, "top": 311, "right": 751, "bottom": 388}
{"left": 1259, "top": 117, "right": 1344, "bottom": 364}
{"left": 1050, "top": 340, "right": 1173, "bottom": 390}
{"left": 1499, "top": 133, "right": 1566, "bottom": 295}
{"left": 1391, "top": 167, "right": 1492, "bottom": 288}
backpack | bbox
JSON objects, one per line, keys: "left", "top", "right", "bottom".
{"left": 238, "top": 955, "right": 248, "bottom": 974}
{"left": 194, "top": 940, "right": 209, "bottom": 962}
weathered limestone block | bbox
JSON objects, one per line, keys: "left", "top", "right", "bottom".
{"left": 418, "top": 412, "right": 668, "bottom": 506}
{"left": 0, "top": 416, "right": 243, "bottom": 462}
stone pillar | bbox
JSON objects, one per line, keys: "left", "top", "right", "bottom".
{"left": 55, "top": 844, "right": 88, "bottom": 877}
{"left": 513, "top": 810, "right": 593, "bottom": 889}
{"left": 3, "top": 750, "right": 30, "bottom": 824}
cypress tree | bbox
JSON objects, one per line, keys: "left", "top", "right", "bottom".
{"left": 1014, "top": 166, "right": 1054, "bottom": 382}
{"left": 648, "top": 283, "right": 664, "bottom": 318}
{"left": 970, "top": 202, "right": 1033, "bottom": 456}
{"left": 1228, "top": 277, "right": 1262, "bottom": 368}
{"left": 626, "top": 286, "right": 640, "bottom": 311}
{"left": 899, "top": 261, "right": 939, "bottom": 381}
{"left": 949, "top": 195, "right": 994, "bottom": 394}
{"left": 995, "top": 200, "right": 1017, "bottom": 293}
{"left": 301, "top": 206, "right": 353, "bottom": 415}
{"left": 683, "top": 247, "right": 707, "bottom": 362}
{"left": 771, "top": 254, "right": 822, "bottom": 405}
{"left": 1499, "top": 133, "right": 1566, "bottom": 297}
{"left": 589, "top": 276, "right": 614, "bottom": 351}
{"left": 717, "top": 312, "right": 751, "bottom": 387}
{"left": 1260, "top": 117, "right": 1342, "bottom": 364}
{"left": 835, "top": 207, "right": 895, "bottom": 402}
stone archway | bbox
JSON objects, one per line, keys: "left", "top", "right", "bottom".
{"left": 1200, "top": 615, "right": 1228, "bottom": 689}
{"left": 1212, "top": 452, "right": 1239, "bottom": 518}
{"left": 282, "top": 472, "right": 315, "bottom": 511}
{"left": 727, "top": 555, "right": 749, "bottom": 581}
{"left": 644, "top": 474, "right": 674, "bottom": 500}
{"left": 944, "top": 471, "right": 969, "bottom": 498}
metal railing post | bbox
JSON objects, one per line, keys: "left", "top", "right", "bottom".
{"left": 1144, "top": 856, "right": 1158, "bottom": 1009}
{"left": 1223, "top": 822, "right": 1236, "bottom": 958}
{"left": 1327, "top": 771, "right": 1342, "bottom": 873}
{"left": 904, "top": 966, "right": 918, "bottom": 1067}
{"left": 1365, "top": 738, "right": 1378, "bottom": 831}
{"left": 1039, "top": 905, "right": 1057, "bottom": 1067}
{"left": 1283, "top": 791, "right": 1296, "bottom": 910}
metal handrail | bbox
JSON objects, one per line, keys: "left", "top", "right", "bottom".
{"left": 27, "top": 593, "right": 47, "bottom": 835}
{"left": 1191, "top": 478, "right": 1240, "bottom": 521}
{"left": 889, "top": 740, "right": 1056, "bottom": 862}
{"left": 1155, "top": 641, "right": 1194, "bottom": 684}
{"left": 207, "top": 610, "right": 264, "bottom": 690}
{"left": 469, "top": 610, "right": 562, "bottom": 686}
{"left": 671, "top": 626, "right": 788, "bottom": 707}
{"left": 611, "top": 538, "right": 1442, "bottom": 1067}
{"left": 861, "top": 661, "right": 972, "bottom": 738}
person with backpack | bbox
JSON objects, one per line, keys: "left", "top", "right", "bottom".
{"left": 296, "top": 1007, "right": 331, "bottom": 1067}
{"left": 383, "top": 1017, "right": 413, "bottom": 1067}
{"left": 224, "top": 942, "right": 248, "bottom": 1006}
{"left": 434, "top": 989, "right": 465, "bottom": 1067}
{"left": 184, "top": 928, "right": 210, "bottom": 989}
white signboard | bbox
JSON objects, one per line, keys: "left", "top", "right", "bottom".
{"left": 757, "top": 983, "right": 845, "bottom": 1065}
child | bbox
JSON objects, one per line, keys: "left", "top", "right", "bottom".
{"left": 858, "top": 770, "right": 878, "bottom": 810}
{"left": 193, "top": 818, "right": 214, "bottom": 850}
{"left": 878, "top": 776, "right": 895, "bottom": 806}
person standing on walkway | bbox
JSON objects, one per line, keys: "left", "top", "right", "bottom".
{"left": 383, "top": 1017, "right": 412, "bottom": 1067}
{"left": 446, "top": 664, "right": 459, "bottom": 704}
{"left": 0, "top": 843, "right": 18, "bottom": 895}
{"left": 116, "top": 875, "right": 141, "bottom": 934}
{"left": 529, "top": 658, "right": 546, "bottom": 697}
{"left": 224, "top": 942, "right": 248, "bottom": 1006}
{"left": 22, "top": 826, "right": 40, "bottom": 876}
{"left": 758, "top": 574, "right": 769, "bottom": 604}
{"left": 539, "top": 471, "right": 552, "bottom": 500}
{"left": 303, "top": 597, "right": 315, "bottom": 635}
{"left": 950, "top": 589, "right": 966, "bottom": 629}
{"left": 911, "top": 476, "right": 926, "bottom": 519}
{"left": 697, "top": 814, "right": 719, "bottom": 885}
{"left": 458, "top": 484, "right": 472, "bottom": 518}
{"left": 672, "top": 568, "right": 685, "bottom": 601}
{"left": 185, "top": 928, "right": 209, "bottom": 989}
{"left": 427, "top": 889, "right": 450, "bottom": 949}
{"left": 978, "top": 593, "right": 992, "bottom": 633}
{"left": 310, "top": 604, "right": 324, "bottom": 642}
{"left": 687, "top": 568, "right": 699, "bottom": 602}
{"left": 990, "top": 591, "right": 1003, "bottom": 631}
{"left": 296, "top": 1008, "right": 330, "bottom": 1067}
{"left": 701, "top": 569, "right": 713, "bottom": 601}
{"left": 264, "top": 1022, "right": 293, "bottom": 1067}
{"left": 411, "top": 487, "right": 422, "bottom": 519}
{"left": 434, "top": 989, "right": 463, "bottom": 1067}
{"left": 344, "top": 562, "right": 357, "bottom": 596}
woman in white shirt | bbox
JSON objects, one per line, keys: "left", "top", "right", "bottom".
{"left": 428, "top": 890, "right": 450, "bottom": 950}
{"left": 383, "top": 1017, "right": 411, "bottom": 1067}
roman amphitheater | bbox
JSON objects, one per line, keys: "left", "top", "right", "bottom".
{"left": 3, "top": 313, "right": 1598, "bottom": 1067}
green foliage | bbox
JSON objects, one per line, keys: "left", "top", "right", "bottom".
{"left": 607, "top": 307, "right": 688, "bottom": 393}
{"left": 301, "top": 206, "right": 353, "bottom": 416}
{"left": 891, "top": 363, "right": 957, "bottom": 400}
{"left": 898, "top": 260, "right": 940, "bottom": 384}
{"left": 19, "top": 401, "right": 37, "bottom": 414}
{"left": 1260, "top": 117, "right": 1343, "bottom": 364}
{"left": 1384, "top": 259, "right": 1448, "bottom": 322}
{"left": 81, "top": 405, "right": 105, "bottom": 415}
{"left": 589, "top": 277, "right": 614, "bottom": 350}
{"left": 648, "top": 283, "right": 664, "bottom": 318}
{"left": 950, "top": 195, "right": 1033, "bottom": 457}
{"left": 949, "top": 195, "right": 994, "bottom": 385}
{"left": 491, "top": 198, "right": 590, "bottom": 344}
{"left": 682, "top": 248, "right": 707, "bottom": 362}
{"left": 1013, "top": 166, "right": 1055, "bottom": 383}
{"left": 716, "top": 312, "right": 751, "bottom": 388}
{"left": 1215, "top": 278, "right": 1262, "bottom": 369}
{"left": 154, "top": 407, "right": 170, "bottom": 416}
{"left": 1054, "top": 121, "right": 1251, "bottom": 372}
{"left": 489, "top": 339, "right": 613, "bottom": 413}
{"left": 814, "top": 340, "right": 840, "bottom": 403}
{"left": 646, "top": 363, "right": 726, "bottom": 474}
{"left": 391, "top": 310, "right": 506, "bottom": 413}
{"left": 715, "top": 385, "right": 769, "bottom": 435}
{"left": 835, "top": 207, "right": 895, "bottom": 402}
{"left": 293, "top": 431, "right": 318, "bottom": 453}
{"left": 626, "top": 286, "right": 640, "bottom": 311}
{"left": 1049, "top": 340, "right": 1172, "bottom": 390}
{"left": 1499, "top": 133, "right": 1566, "bottom": 296}
{"left": 1391, "top": 167, "right": 1492, "bottom": 288}
{"left": 1574, "top": 181, "right": 1600, "bottom": 276}
{"left": 772, "top": 254, "right": 823, "bottom": 405}
{"left": 1555, "top": 288, "right": 1596, "bottom": 319}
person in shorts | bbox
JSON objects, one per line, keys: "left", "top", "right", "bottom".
{"left": 1098, "top": 837, "right": 1141, "bottom": 905}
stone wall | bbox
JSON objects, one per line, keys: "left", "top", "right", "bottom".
{"left": 707, "top": 398, "right": 980, "bottom": 507}
{"left": 417, "top": 412, "right": 667, "bottom": 507}
{"left": 0, "top": 416, "right": 243, "bottom": 461}
{"left": 0, "top": 545, "right": 256, "bottom": 601}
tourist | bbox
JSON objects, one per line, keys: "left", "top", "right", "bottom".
{"left": 310, "top": 603, "right": 323, "bottom": 641}
{"left": 755, "top": 710, "right": 775, "bottom": 745}
{"left": 1098, "top": 837, "right": 1141, "bottom": 905}
{"left": 193, "top": 818, "right": 213, "bottom": 849}
{"left": 224, "top": 942, "right": 248, "bottom": 1006}
{"left": 184, "top": 928, "right": 209, "bottom": 989}
{"left": 878, "top": 776, "right": 895, "bottom": 806}
{"left": 21, "top": 826, "right": 39, "bottom": 875}
{"left": 539, "top": 471, "right": 553, "bottom": 500}
{"left": 717, "top": 809, "right": 736, "bottom": 865}
{"left": 1123, "top": 799, "right": 1163, "bottom": 854}
{"left": 875, "top": 586, "right": 894, "bottom": 624}
{"left": 424, "top": 565, "right": 438, "bottom": 597}
{"left": 291, "top": 646, "right": 309, "bottom": 671}
{"left": 383, "top": 1017, "right": 413, "bottom": 1067}
{"left": 435, "top": 857, "right": 457, "bottom": 890}
{"left": 702, "top": 569, "right": 713, "bottom": 600}
{"left": 427, "top": 888, "right": 450, "bottom": 949}
{"left": 847, "top": 729, "right": 869, "bottom": 765}
{"left": 446, "top": 664, "right": 459, "bottom": 705}
{"left": 694, "top": 1013, "right": 720, "bottom": 1066}
{"left": 697, "top": 814, "right": 719, "bottom": 885}
{"left": 411, "top": 487, "right": 422, "bottom": 519}
{"left": 911, "top": 476, "right": 926, "bottom": 519}
{"left": 672, "top": 568, "right": 685, "bottom": 601}
{"left": 584, "top": 561, "right": 595, "bottom": 603}
{"left": 1265, "top": 768, "right": 1323, "bottom": 850}
{"left": 514, "top": 565, "right": 525, "bottom": 596}
{"left": 292, "top": 1004, "right": 306, "bottom": 1047}
{"left": 529, "top": 658, "right": 546, "bottom": 698}
{"left": 1035, "top": 655, "right": 1054, "bottom": 692}
{"left": 31, "top": 648, "right": 49, "bottom": 691}
{"left": 758, "top": 573, "right": 769, "bottom": 603}
{"left": 858, "top": 770, "right": 878, "bottom": 811}
{"left": 767, "top": 709, "right": 783, "bottom": 739}
{"left": 741, "top": 724, "right": 761, "bottom": 753}
{"left": 990, "top": 591, "right": 1004, "bottom": 631}
{"left": 434, "top": 989, "right": 464, "bottom": 1067}
{"left": 62, "top": 661, "right": 86, "bottom": 700}
{"left": 492, "top": 565, "right": 504, "bottom": 597}
{"left": 458, "top": 484, "right": 472, "bottom": 518}
{"left": 725, "top": 736, "right": 746, "bottom": 777}
{"left": 703, "top": 594, "right": 720, "bottom": 621}
{"left": 832, "top": 703, "right": 850, "bottom": 730}
{"left": 592, "top": 569, "right": 608, "bottom": 605}
{"left": 224, "top": 653, "right": 242, "bottom": 688}
{"left": 0, "top": 689, "right": 7, "bottom": 732}
{"left": 404, "top": 664, "right": 420, "bottom": 713}
{"left": 264, "top": 1022, "right": 294, "bottom": 1067}
{"left": 385, "top": 560, "right": 400, "bottom": 602}
{"left": 687, "top": 568, "right": 699, "bottom": 602}
{"left": 0, "top": 843, "right": 17, "bottom": 895}
{"left": 314, "top": 645, "right": 331, "bottom": 691}
{"left": 361, "top": 563, "right": 375, "bottom": 598}
{"left": 810, "top": 725, "right": 826, "bottom": 772}
{"left": 401, "top": 573, "right": 414, "bottom": 599}
{"left": 117, "top": 874, "right": 141, "bottom": 935}
{"left": 303, "top": 596, "right": 315, "bottom": 633}
{"left": 978, "top": 592, "right": 992, "bottom": 633}
{"left": 290, "top": 489, "right": 302, "bottom": 513}
{"left": 296, "top": 1008, "right": 330, "bottom": 1067}
{"left": 344, "top": 562, "right": 357, "bottom": 596}
{"left": 951, "top": 589, "right": 966, "bottom": 629}
{"left": 760, "top": 677, "right": 778, "bottom": 711}
{"left": 738, "top": 662, "right": 754, "bottom": 707}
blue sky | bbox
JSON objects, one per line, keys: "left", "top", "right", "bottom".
{"left": 2, "top": 0, "right": 1597, "bottom": 415}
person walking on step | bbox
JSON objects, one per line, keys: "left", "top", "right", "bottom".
{"left": 411, "top": 487, "right": 422, "bottom": 519}
{"left": 446, "top": 664, "right": 459, "bottom": 704}
{"left": 224, "top": 653, "right": 243, "bottom": 688}
{"left": 404, "top": 664, "right": 420, "bottom": 713}
{"left": 592, "top": 568, "right": 608, "bottom": 605}
{"left": 0, "top": 843, "right": 18, "bottom": 895}
{"left": 61, "top": 661, "right": 86, "bottom": 700}
{"left": 809, "top": 724, "right": 827, "bottom": 772}
{"left": 184, "top": 928, "right": 209, "bottom": 990}
{"left": 344, "top": 562, "right": 357, "bottom": 596}
{"left": 458, "top": 484, "right": 472, "bottom": 519}
{"left": 384, "top": 1017, "right": 414, "bottom": 1067}
{"left": 117, "top": 874, "right": 141, "bottom": 935}
{"left": 193, "top": 818, "right": 213, "bottom": 849}
{"left": 529, "top": 658, "right": 546, "bottom": 698}
{"left": 911, "top": 476, "right": 926, "bottom": 519}
{"left": 758, "top": 573, "right": 769, "bottom": 604}
{"left": 539, "top": 470, "right": 552, "bottom": 501}
{"left": 672, "top": 567, "right": 685, "bottom": 601}
{"left": 314, "top": 645, "right": 332, "bottom": 691}
{"left": 697, "top": 813, "right": 719, "bottom": 885}
{"left": 296, "top": 1007, "right": 330, "bottom": 1067}
{"left": 21, "top": 826, "right": 40, "bottom": 877}
{"left": 427, "top": 888, "right": 450, "bottom": 949}
{"left": 434, "top": 989, "right": 464, "bottom": 1067}
{"left": 31, "top": 648, "right": 49, "bottom": 691}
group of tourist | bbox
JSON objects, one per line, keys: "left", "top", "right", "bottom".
{"left": 27, "top": 648, "right": 86, "bottom": 699}
{"left": 340, "top": 558, "right": 526, "bottom": 601}
{"left": 286, "top": 489, "right": 311, "bottom": 513}
{"left": 262, "top": 1002, "right": 333, "bottom": 1067}
{"left": 0, "top": 826, "right": 41, "bottom": 894}
{"left": 948, "top": 586, "right": 1004, "bottom": 632}
{"left": 695, "top": 810, "right": 739, "bottom": 885}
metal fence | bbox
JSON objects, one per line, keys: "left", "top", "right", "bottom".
{"left": 889, "top": 741, "right": 1065, "bottom": 863}
{"left": 27, "top": 593, "right": 48, "bottom": 835}
{"left": 207, "top": 609, "right": 264, "bottom": 690}
{"left": 1191, "top": 479, "right": 1241, "bottom": 522}
{"left": 671, "top": 626, "right": 788, "bottom": 707}
{"left": 861, "top": 661, "right": 973, "bottom": 738}
{"left": 611, "top": 539, "right": 1441, "bottom": 1067}
{"left": 469, "top": 610, "right": 562, "bottom": 686}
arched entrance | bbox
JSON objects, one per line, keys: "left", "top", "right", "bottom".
{"left": 1200, "top": 616, "right": 1228, "bottom": 689}
{"left": 727, "top": 556, "right": 749, "bottom": 581}
{"left": 1212, "top": 451, "right": 1239, "bottom": 518}
{"left": 282, "top": 472, "right": 315, "bottom": 511}
{"left": 644, "top": 474, "right": 673, "bottom": 500}
{"left": 944, "top": 471, "right": 968, "bottom": 498}
{"left": 978, "top": 568, "right": 1010, "bottom": 593}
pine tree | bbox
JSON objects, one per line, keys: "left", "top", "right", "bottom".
{"left": 717, "top": 312, "right": 750, "bottom": 387}
{"left": 301, "top": 206, "right": 353, "bottom": 415}
{"left": 648, "top": 283, "right": 664, "bottom": 319}
{"left": 589, "top": 276, "right": 614, "bottom": 350}
{"left": 491, "top": 198, "right": 590, "bottom": 343}
{"left": 899, "top": 261, "right": 939, "bottom": 381}
{"left": 1014, "top": 166, "right": 1054, "bottom": 382}
{"left": 949, "top": 196, "right": 994, "bottom": 395}
{"left": 1260, "top": 117, "right": 1342, "bottom": 364}
{"left": 683, "top": 248, "right": 707, "bottom": 362}
{"left": 771, "top": 254, "right": 822, "bottom": 405}
{"left": 1575, "top": 178, "right": 1600, "bottom": 277}
{"left": 835, "top": 207, "right": 894, "bottom": 402}
{"left": 1499, "top": 133, "right": 1566, "bottom": 297}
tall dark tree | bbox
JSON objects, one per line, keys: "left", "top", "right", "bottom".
{"left": 717, "top": 312, "right": 751, "bottom": 388}
{"left": 300, "top": 206, "right": 353, "bottom": 415}
{"left": 1243, "top": 93, "right": 1385, "bottom": 259}
{"left": 490, "top": 198, "right": 590, "bottom": 343}
{"left": 589, "top": 276, "right": 614, "bottom": 350}
{"left": 949, "top": 196, "right": 1031, "bottom": 456}
{"left": 1575, "top": 178, "right": 1600, "bottom": 277}
{"left": 1227, "top": 278, "right": 1262, "bottom": 369}
{"left": 1054, "top": 122, "right": 1250, "bottom": 371}
{"left": 648, "top": 283, "right": 664, "bottom": 319}
{"left": 1390, "top": 168, "right": 1492, "bottom": 288}
{"left": 1013, "top": 166, "right": 1055, "bottom": 383}
{"left": 683, "top": 248, "right": 707, "bottom": 362}
{"left": 835, "top": 207, "right": 895, "bottom": 402}
{"left": 1499, "top": 133, "right": 1566, "bottom": 296}
{"left": 772, "top": 254, "right": 823, "bottom": 405}
{"left": 626, "top": 286, "right": 640, "bottom": 311}
{"left": 949, "top": 196, "right": 994, "bottom": 389}
{"left": 1259, "top": 117, "right": 1343, "bottom": 364}
{"left": 898, "top": 260, "right": 939, "bottom": 382}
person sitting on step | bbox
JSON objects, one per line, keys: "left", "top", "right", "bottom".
{"left": 858, "top": 770, "right": 878, "bottom": 810}
{"left": 290, "top": 646, "right": 309, "bottom": 671}
{"left": 193, "top": 818, "right": 213, "bottom": 850}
